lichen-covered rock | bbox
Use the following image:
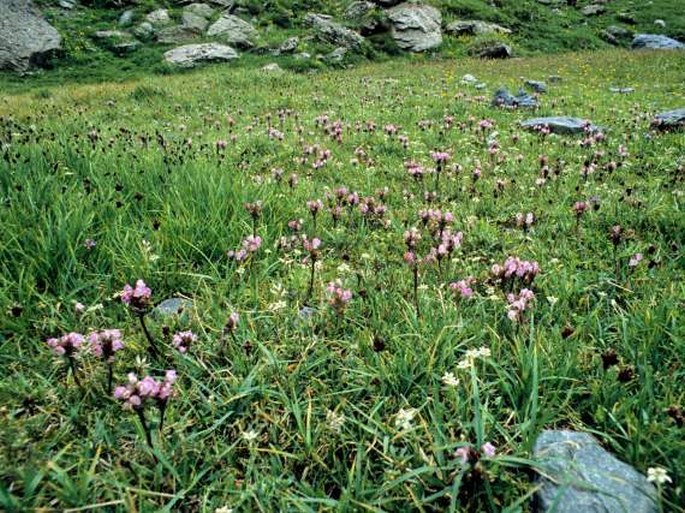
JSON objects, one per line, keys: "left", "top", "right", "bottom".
{"left": 304, "top": 13, "right": 365, "bottom": 51}
{"left": 0, "top": 0, "right": 62, "bottom": 72}
{"left": 445, "top": 20, "right": 511, "bottom": 37}
{"left": 632, "top": 34, "right": 685, "bottom": 50}
{"left": 387, "top": 3, "right": 442, "bottom": 52}
{"left": 164, "top": 43, "right": 238, "bottom": 67}
{"left": 146, "top": 9, "right": 171, "bottom": 27}
{"left": 533, "top": 430, "right": 657, "bottom": 513}
{"left": 207, "top": 14, "right": 259, "bottom": 48}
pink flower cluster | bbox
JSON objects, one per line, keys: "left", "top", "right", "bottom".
{"left": 326, "top": 283, "right": 353, "bottom": 314}
{"left": 47, "top": 332, "right": 84, "bottom": 356}
{"left": 88, "top": 329, "right": 124, "bottom": 362}
{"left": 506, "top": 288, "right": 535, "bottom": 322}
{"left": 436, "top": 229, "right": 464, "bottom": 260}
{"left": 228, "top": 235, "right": 262, "bottom": 262}
{"left": 491, "top": 257, "right": 541, "bottom": 284}
{"left": 430, "top": 150, "right": 451, "bottom": 164}
{"left": 114, "top": 370, "right": 177, "bottom": 410}
{"left": 455, "top": 442, "right": 496, "bottom": 464}
{"left": 450, "top": 277, "right": 476, "bottom": 299}
{"left": 172, "top": 330, "right": 197, "bottom": 353}
{"left": 405, "top": 160, "right": 425, "bottom": 180}
{"left": 515, "top": 212, "right": 536, "bottom": 230}
{"left": 121, "top": 279, "right": 152, "bottom": 311}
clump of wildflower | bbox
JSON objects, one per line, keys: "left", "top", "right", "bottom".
{"left": 609, "top": 225, "right": 623, "bottom": 247}
{"left": 573, "top": 201, "right": 588, "bottom": 218}
{"left": 89, "top": 329, "right": 124, "bottom": 362}
{"left": 491, "top": 256, "right": 540, "bottom": 286}
{"left": 172, "top": 330, "right": 196, "bottom": 354}
{"left": 441, "top": 371, "right": 459, "bottom": 387}
{"left": 455, "top": 441, "right": 496, "bottom": 464}
{"left": 457, "top": 346, "right": 491, "bottom": 369}
{"left": 47, "top": 332, "right": 84, "bottom": 357}
{"left": 647, "top": 467, "right": 672, "bottom": 485}
{"left": 629, "top": 253, "right": 643, "bottom": 268}
{"left": 228, "top": 235, "right": 262, "bottom": 263}
{"left": 450, "top": 277, "right": 476, "bottom": 299}
{"left": 121, "top": 279, "right": 152, "bottom": 312}
{"left": 326, "top": 282, "right": 352, "bottom": 315}
{"left": 506, "top": 288, "right": 535, "bottom": 322}
{"left": 515, "top": 212, "right": 536, "bottom": 231}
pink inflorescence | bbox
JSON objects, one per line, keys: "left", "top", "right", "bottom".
{"left": 172, "top": 330, "right": 197, "bottom": 353}
{"left": 228, "top": 235, "right": 262, "bottom": 262}
{"left": 450, "top": 277, "right": 476, "bottom": 299}
{"left": 88, "top": 329, "right": 124, "bottom": 361}
{"left": 491, "top": 256, "right": 541, "bottom": 285}
{"left": 326, "top": 283, "right": 353, "bottom": 314}
{"left": 114, "top": 370, "right": 177, "bottom": 410}
{"left": 47, "top": 332, "right": 84, "bottom": 356}
{"left": 121, "top": 279, "right": 152, "bottom": 311}
{"left": 506, "top": 288, "right": 535, "bottom": 322}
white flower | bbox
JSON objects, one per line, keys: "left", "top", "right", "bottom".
{"left": 215, "top": 507, "right": 233, "bottom": 513}
{"left": 441, "top": 372, "right": 460, "bottom": 387}
{"left": 267, "top": 301, "right": 287, "bottom": 312}
{"left": 546, "top": 296, "right": 559, "bottom": 306}
{"left": 647, "top": 467, "right": 672, "bottom": 485}
{"left": 241, "top": 429, "right": 259, "bottom": 443}
{"left": 457, "top": 357, "right": 473, "bottom": 370}
{"left": 326, "top": 410, "right": 345, "bottom": 433}
{"left": 395, "top": 407, "right": 418, "bottom": 431}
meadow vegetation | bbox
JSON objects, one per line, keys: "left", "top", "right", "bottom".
{"left": 0, "top": 49, "right": 684, "bottom": 511}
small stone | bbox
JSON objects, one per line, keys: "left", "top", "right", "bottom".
{"left": 461, "top": 73, "right": 477, "bottom": 84}
{"left": 525, "top": 79, "right": 547, "bottom": 93}
{"left": 146, "top": 9, "right": 171, "bottom": 27}
{"left": 654, "top": 19, "right": 666, "bottom": 28}
{"left": 152, "top": 298, "right": 194, "bottom": 318}
{"left": 548, "top": 75, "right": 562, "bottom": 83}
{"left": 299, "top": 305, "right": 317, "bottom": 320}
{"left": 277, "top": 36, "right": 299, "bottom": 54}
{"left": 261, "top": 62, "right": 283, "bottom": 72}
{"left": 609, "top": 87, "right": 635, "bottom": 94}
{"left": 164, "top": 43, "right": 239, "bottom": 67}
{"left": 133, "top": 22, "right": 155, "bottom": 40}
{"left": 119, "top": 10, "right": 134, "bottom": 27}
{"left": 581, "top": 4, "right": 605, "bottom": 16}
{"left": 492, "top": 87, "right": 538, "bottom": 108}
{"left": 473, "top": 42, "right": 513, "bottom": 59}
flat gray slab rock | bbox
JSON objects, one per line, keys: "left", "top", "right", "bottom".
{"left": 0, "top": 0, "right": 62, "bottom": 72}
{"left": 164, "top": 43, "right": 238, "bottom": 67}
{"left": 651, "top": 108, "right": 685, "bottom": 130}
{"left": 533, "top": 430, "right": 657, "bottom": 513}
{"left": 632, "top": 34, "right": 685, "bottom": 50}
{"left": 521, "top": 116, "right": 600, "bottom": 134}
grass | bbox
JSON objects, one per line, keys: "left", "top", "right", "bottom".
{"left": 0, "top": 49, "right": 684, "bottom": 511}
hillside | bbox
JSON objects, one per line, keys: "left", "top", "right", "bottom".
{"left": 2, "top": 0, "right": 684, "bottom": 87}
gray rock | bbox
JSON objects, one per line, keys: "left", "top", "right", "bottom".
{"left": 92, "top": 29, "right": 140, "bottom": 53}
{"left": 207, "top": 14, "right": 259, "bottom": 49}
{"left": 445, "top": 19, "right": 511, "bottom": 37}
{"left": 617, "top": 12, "right": 636, "bottom": 25}
{"left": 372, "top": 0, "right": 403, "bottom": 6}
{"left": 654, "top": 19, "right": 666, "bottom": 28}
{"left": 0, "top": 0, "right": 62, "bottom": 72}
{"left": 184, "top": 3, "right": 215, "bottom": 19}
{"left": 521, "top": 116, "right": 601, "bottom": 134}
{"left": 294, "top": 52, "right": 311, "bottom": 60}
{"left": 492, "top": 88, "right": 538, "bottom": 108}
{"left": 323, "top": 46, "right": 347, "bottom": 63}
{"left": 164, "top": 42, "right": 239, "bottom": 67}
{"left": 152, "top": 298, "right": 194, "bottom": 318}
{"left": 146, "top": 9, "right": 171, "bottom": 27}
{"left": 156, "top": 25, "right": 201, "bottom": 44}
{"left": 277, "top": 36, "right": 299, "bottom": 54}
{"left": 474, "top": 42, "right": 512, "bottom": 59}
{"left": 461, "top": 73, "right": 477, "bottom": 83}
{"left": 600, "top": 31, "right": 619, "bottom": 45}
{"left": 344, "top": 1, "right": 386, "bottom": 35}
{"left": 606, "top": 25, "right": 632, "bottom": 38}
{"left": 525, "top": 80, "right": 547, "bottom": 93}
{"left": 58, "top": 0, "right": 76, "bottom": 9}
{"left": 298, "top": 305, "right": 317, "bottom": 320}
{"left": 304, "top": 13, "right": 365, "bottom": 51}
{"left": 582, "top": 4, "right": 605, "bottom": 16}
{"left": 345, "top": 1, "right": 376, "bottom": 20}
{"left": 651, "top": 108, "right": 685, "bottom": 131}
{"left": 387, "top": 3, "right": 442, "bottom": 52}
{"left": 133, "top": 22, "right": 155, "bottom": 40}
{"left": 632, "top": 34, "right": 685, "bottom": 50}
{"left": 533, "top": 430, "right": 657, "bottom": 513}
{"left": 609, "top": 87, "right": 635, "bottom": 94}
{"left": 261, "top": 62, "right": 283, "bottom": 72}
{"left": 548, "top": 75, "right": 562, "bottom": 83}
{"left": 119, "top": 10, "right": 135, "bottom": 27}
{"left": 181, "top": 12, "right": 209, "bottom": 33}
{"left": 206, "top": 0, "right": 235, "bottom": 8}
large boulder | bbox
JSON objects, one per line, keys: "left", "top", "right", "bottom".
{"left": 207, "top": 14, "right": 259, "bottom": 49}
{"left": 445, "top": 20, "right": 511, "bottom": 37}
{"left": 387, "top": 3, "right": 442, "bottom": 52}
{"left": 164, "top": 43, "right": 239, "bottom": 67}
{"left": 0, "top": 0, "right": 62, "bottom": 72}
{"left": 651, "top": 108, "right": 685, "bottom": 131}
{"left": 533, "top": 431, "right": 657, "bottom": 513}
{"left": 632, "top": 34, "right": 685, "bottom": 50}
{"left": 304, "top": 13, "right": 365, "bottom": 51}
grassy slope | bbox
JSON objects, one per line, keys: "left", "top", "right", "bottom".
{"left": 0, "top": 50, "right": 683, "bottom": 511}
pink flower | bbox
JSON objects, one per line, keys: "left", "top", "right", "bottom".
{"left": 481, "top": 442, "right": 496, "bottom": 458}
{"left": 172, "top": 330, "right": 197, "bottom": 353}
{"left": 47, "top": 332, "right": 84, "bottom": 356}
{"left": 88, "top": 329, "right": 124, "bottom": 361}
{"left": 629, "top": 253, "right": 643, "bottom": 268}
{"left": 327, "top": 282, "right": 353, "bottom": 314}
{"left": 225, "top": 311, "right": 240, "bottom": 332}
{"left": 455, "top": 446, "right": 472, "bottom": 464}
{"left": 121, "top": 279, "right": 152, "bottom": 311}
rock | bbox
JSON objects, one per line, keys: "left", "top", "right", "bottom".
{"left": 606, "top": 25, "right": 632, "bottom": 38}
{"left": 92, "top": 30, "right": 140, "bottom": 53}
{"left": 184, "top": 3, "right": 215, "bottom": 19}
{"left": 304, "top": 13, "right": 365, "bottom": 51}
{"left": 207, "top": 14, "right": 259, "bottom": 49}
{"left": 119, "top": 10, "right": 134, "bottom": 27}
{"left": 146, "top": 9, "right": 171, "bottom": 27}
{"left": 345, "top": 1, "right": 376, "bottom": 20}
{"left": 261, "top": 62, "right": 283, "bottom": 72}
{"left": 521, "top": 116, "right": 601, "bottom": 134}
{"left": 156, "top": 25, "right": 201, "bottom": 44}
{"left": 461, "top": 73, "right": 477, "bottom": 84}
{"left": 344, "top": 1, "right": 386, "bottom": 35}
{"left": 582, "top": 4, "right": 605, "bottom": 16}
{"left": 600, "top": 31, "right": 619, "bottom": 45}
{"left": 277, "top": 36, "right": 299, "bottom": 54}
{"left": 373, "top": 0, "right": 403, "bottom": 6}
{"left": 533, "top": 430, "right": 657, "bottom": 513}
{"left": 632, "top": 34, "right": 685, "bottom": 50}
{"left": 152, "top": 298, "right": 194, "bottom": 318}
{"left": 386, "top": 3, "right": 442, "bottom": 52}
{"left": 609, "top": 87, "right": 634, "bottom": 94}
{"left": 651, "top": 108, "right": 685, "bottom": 131}
{"left": 473, "top": 42, "right": 512, "bottom": 59}
{"left": 0, "top": 0, "right": 62, "bottom": 72}
{"left": 617, "top": 12, "right": 636, "bottom": 25}
{"left": 492, "top": 88, "right": 538, "bottom": 108}
{"left": 323, "top": 46, "right": 347, "bottom": 63}
{"left": 654, "top": 19, "right": 666, "bottom": 28}
{"left": 181, "top": 12, "right": 209, "bottom": 32}
{"left": 133, "top": 22, "right": 155, "bottom": 40}
{"left": 298, "top": 305, "right": 317, "bottom": 320}
{"left": 525, "top": 80, "right": 546, "bottom": 93}
{"left": 58, "top": 0, "right": 76, "bottom": 9}
{"left": 206, "top": 0, "right": 235, "bottom": 8}
{"left": 164, "top": 42, "right": 239, "bottom": 67}
{"left": 548, "top": 75, "right": 562, "bottom": 83}
{"left": 445, "top": 20, "right": 511, "bottom": 37}
{"left": 294, "top": 52, "right": 311, "bottom": 60}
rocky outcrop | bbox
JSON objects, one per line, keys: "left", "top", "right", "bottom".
{"left": 534, "top": 431, "right": 657, "bottom": 513}
{"left": 632, "top": 34, "right": 685, "bottom": 50}
{"left": 0, "top": 0, "right": 62, "bottom": 72}
{"left": 445, "top": 20, "right": 511, "bottom": 37}
{"left": 164, "top": 43, "right": 238, "bottom": 67}
{"left": 207, "top": 14, "right": 259, "bottom": 49}
{"left": 304, "top": 13, "right": 365, "bottom": 51}
{"left": 387, "top": 3, "right": 442, "bottom": 52}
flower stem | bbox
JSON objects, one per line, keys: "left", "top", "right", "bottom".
{"left": 136, "top": 408, "right": 154, "bottom": 449}
{"left": 306, "top": 259, "right": 316, "bottom": 302}
{"left": 138, "top": 314, "right": 158, "bottom": 358}
{"left": 107, "top": 362, "right": 113, "bottom": 395}
{"left": 413, "top": 266, "right": 421, "bottom": 318}
{"left": 68, "top": 356, "right": 81, "bottom": 388}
